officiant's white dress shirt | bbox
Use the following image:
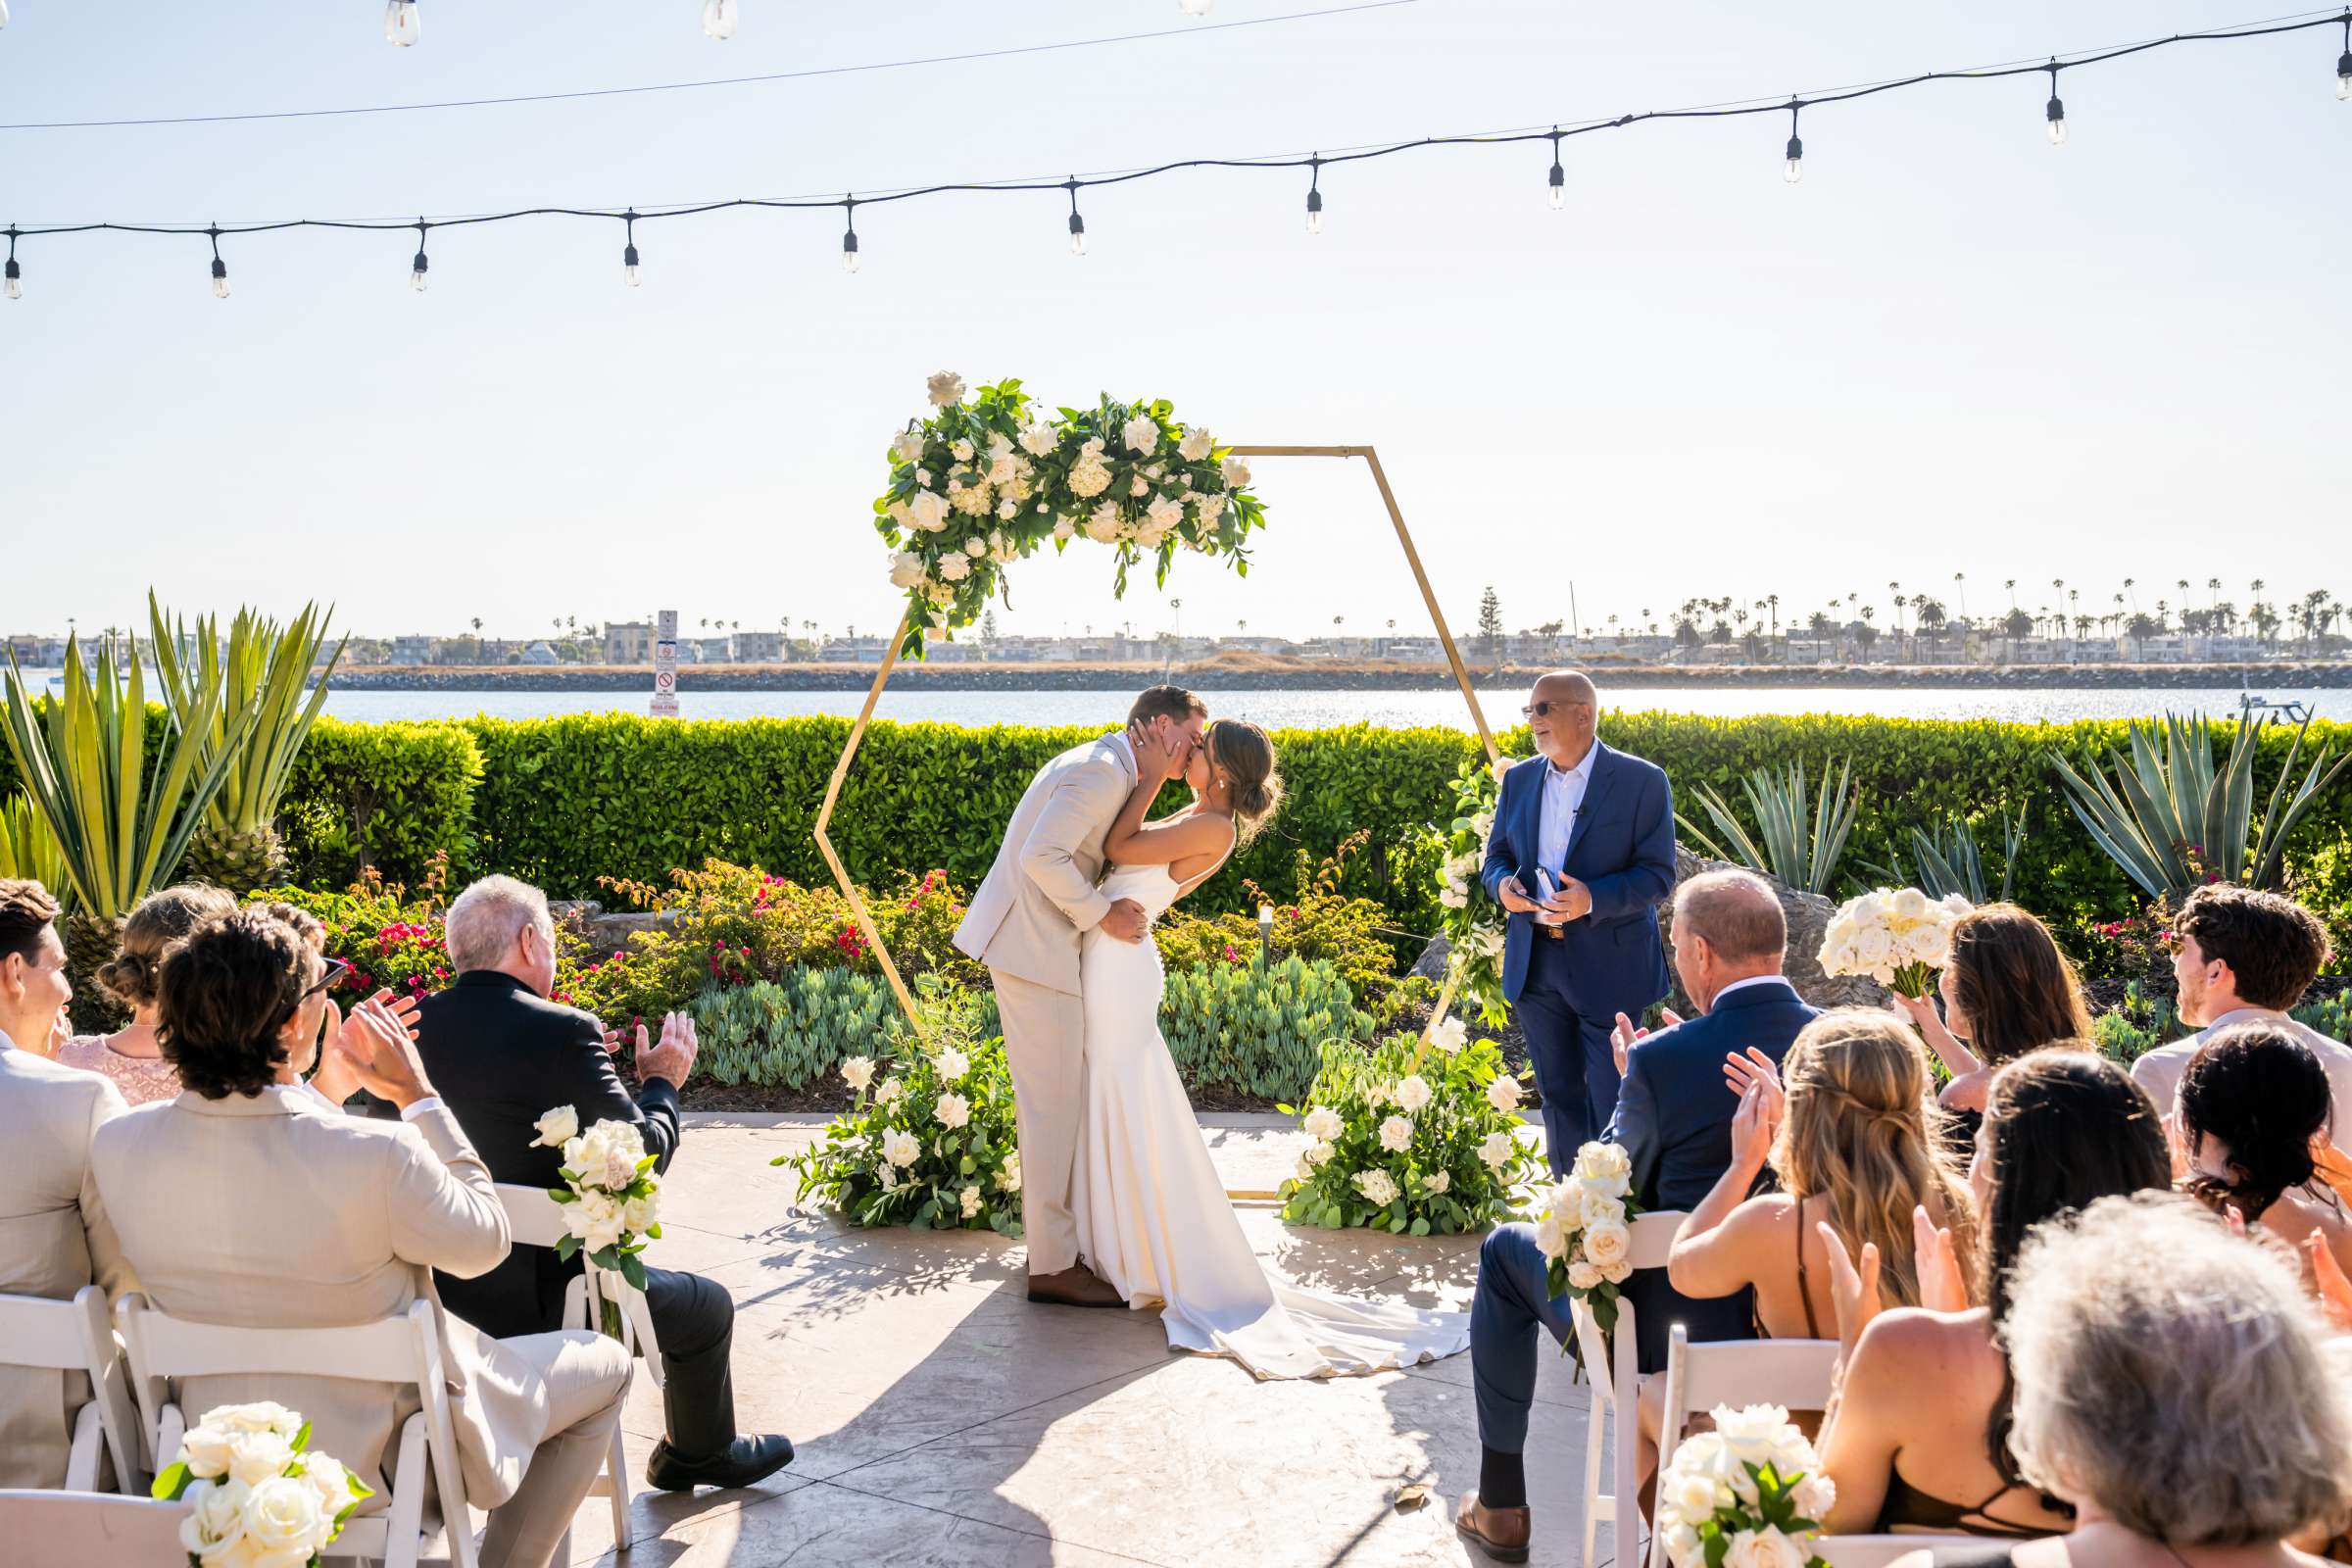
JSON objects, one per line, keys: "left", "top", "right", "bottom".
{"left": 1537, "top": 746, "right": 1597, "bottom": 874}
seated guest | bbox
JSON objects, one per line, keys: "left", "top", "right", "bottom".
{"left": 91, "top": 908, "right": 631, "bottom": 1568}
{"left": 0, "top": 878, "right": 137, "bottom": 1489}
{"left": 57, "top": 883, "right": 236, "bottom": 1104}
{"left": 1455, "top": 870, "right": 1818, "bottom": 1560}
{"left": 2132, "top": 884, "right": 2352, "bottom": 1156}
{"left": 413, "top": 875, "right": 794, "bottom": 1493}
{"left": 2176, "top": 1021, "right": 2352, "bottom": 1278}
{"left": 1890, "top": 904, "right": 2091, "bottom": 1138}
{"left": 1890, "top": 1193, "right": 2352, "bottom": 1568}
{"left": 1817, "top": 1050, "right": 2172, "bottom": 1537}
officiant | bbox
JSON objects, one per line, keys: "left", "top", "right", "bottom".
{"left": 1480, "top": 670, "right": 1677, "bottom": 1172}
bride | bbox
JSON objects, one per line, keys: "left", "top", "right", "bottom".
{"left": 1071, "top": 717, "right": 1469, "bottom": 1379}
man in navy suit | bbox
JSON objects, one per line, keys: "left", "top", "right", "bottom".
{"left": 1454, "top": 869, "right": 1816, "bottom": 1564}
{"left": 1480, "top": 670, "right": 1677, "bottom": 1173}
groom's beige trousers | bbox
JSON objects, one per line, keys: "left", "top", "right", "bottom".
{"left": 992, "top": 970, "right": 1087, "bottom": 1276}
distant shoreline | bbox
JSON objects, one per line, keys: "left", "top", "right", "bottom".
{"left": 326, "top": 659, "right": 2352, "bottom": 694}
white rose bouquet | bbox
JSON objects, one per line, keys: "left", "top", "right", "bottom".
{"left": 1531, "top": 1140, "right": 1644, "bottom": 1340}
{"left": 153, "top": 1401, "right": 371, "bottom": 1567}
{"left": 536, "top": 1105, "right": 662, "bottom": 1337}
{"left": 1652, "top": 1404, "right": 1837, "bottom": 1568}
{"left": 1424, "top": 756, "right": 1516, "bottom": 1026}
{"left": 874, "top": 374, "right": 1267, "bottom": 659}
{"left": 1817, "top": 886, "right": 1973, "bottom": 998}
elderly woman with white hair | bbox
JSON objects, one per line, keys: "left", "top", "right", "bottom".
{"left": 1896, "top": 1192, "right": 2352, "bottom": 1568}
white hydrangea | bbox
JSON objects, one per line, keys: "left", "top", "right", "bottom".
{"left": 1353, "top": 1169, "right": 1400, "bottom": 1207}
{"left": 1067, "top": 451, "right": 1112, "bottom": 499}
{"left": 998, "top": 1153, "right": 1022, "bottom": 1193}
{"left": 959, "top": 1186, "right": 982, "bottom": 1219}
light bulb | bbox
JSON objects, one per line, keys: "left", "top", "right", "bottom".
{"left": 3, "top": 260, "right": 18, "bottom": 301}
{"left": 842, "top": 229, "right": 860, "bottom": 273}
{"left": 1067, "top": 213, "right": 1086, "bottom": 257}
{"left": 2046, "top": 96, "right": 2067, "bottom": 145}
{"left": 384, "top": 0, "right": 419, "bottom": 47}
{"left": 411, "top": 251, "right": 429, "bottom": 292}
{"left": 1784, "top": 133, "right": 1804, "bottom": 184}
{"left": 1547, "top": 161, "right": 1565, "bottom": 210}
{"left": 211, "top": 258, "right": 230, "bottom": 300}
{"left": 702, "top": 0, "right": 737, "bottom": 40}
{"left": 1305, "top": 188, "right": 1323, "bottom": 234}
{"left": 623, "top": 242, "right": 640, "bottom": 287}
{"left": 2337, "top": 52, "right": 2351, "bottom": 100}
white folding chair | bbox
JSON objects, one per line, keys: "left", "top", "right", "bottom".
{"left": 0, "top": 1286, "right": 144, "bottom": 1493}
{"left": 0, "top": 1488, "right": 189, "bottom": 1554}
{"left": 1567, "top": 1209, "right": 1686, "bottom": 1568}
{"left": 1650, "top": 1324, "right": 1843, "bottom": 1568}
{"left": 495, "top": 1182, "right": 645, "bottom": 1553}
{"left": 1813, "top": 1535, "right": 1987, "bottom": 1568}
{"left": 116, "top": 1294, "right": 476, "bottom": 1568}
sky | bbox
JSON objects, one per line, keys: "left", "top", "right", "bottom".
{"left": 1, "top": 0, "right": 2346, "bottom": 647}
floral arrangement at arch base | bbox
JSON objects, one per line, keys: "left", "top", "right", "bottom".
{"left": 877, "top": 371, "right": 1268, "bottom": 658}
{"left": 533, "top": 1105, "right": 662, "bottom": 1338}
{"left": 1429, "top": 755, "right": 1515, "bottom": 1027}
{"left": 153, "top": 1400, "right": 370, "bottom": 1567}
{"left": 1652, "top": 1403, "right": 1837, "bottom": 1568}
{"left": 1276, "top": 1018, "right": 1543, "bottom": 1236}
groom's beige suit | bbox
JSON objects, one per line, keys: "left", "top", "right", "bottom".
{"left": 955, "top": 732, "right": 1139, "bottom": 1277}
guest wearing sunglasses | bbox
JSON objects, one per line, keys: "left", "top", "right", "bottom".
{"left": 1481, "top": 669, "right": 1678, "bottom": 1170}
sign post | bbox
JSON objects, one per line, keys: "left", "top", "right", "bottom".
{"left": 651, "top": 609, "right": 679, "bottom": 718}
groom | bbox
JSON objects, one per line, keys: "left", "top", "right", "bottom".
{"left": 954, "top": 686, "right": 1206, "bottom": 1307}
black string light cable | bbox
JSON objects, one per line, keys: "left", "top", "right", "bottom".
{"left": 6, "top": 7, "right": 2346, "bottom": 303}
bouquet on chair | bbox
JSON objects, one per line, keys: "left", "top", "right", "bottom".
{"left": 534, "top": 1103, "right": 662, "bottom": 1339}
{"left": 1532, "top": 1140, "right": 1642, "bottom": 1336}
{"left": 153, "top": 1400, "right": 370, "bottom": 1567}
{"left": 1818, "top": 885, "right": 1971, "bottom": 999}
{"left": 1653, "top": 1403, "right": 1836, "bottom": 1568}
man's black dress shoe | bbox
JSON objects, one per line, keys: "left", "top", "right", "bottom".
{"left": 646, "top": 1433, "right": 796, "bottom": 1492}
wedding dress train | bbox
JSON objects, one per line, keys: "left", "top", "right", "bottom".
{"left": 1071, "top": 863, "right": 1470, "bottom": 1379}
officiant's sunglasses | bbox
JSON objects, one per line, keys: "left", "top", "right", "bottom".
{"left": 1521, "top": 699, "right": 1592, "bottom": 718}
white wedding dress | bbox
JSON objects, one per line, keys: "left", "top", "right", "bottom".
{"left": 1071, "top": 861, "right": 1470, "bottom": 1379}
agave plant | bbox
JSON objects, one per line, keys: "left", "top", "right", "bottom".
{"left": 1, "top": 636, "right": 257, "bottom": 1019}
{"left": 1859, "top": 808, "right": 2025, "bottom": 906}
{"left": 2047, "top": 711, "right": 2352, "bottom": 902}
{"left": 0, "top": 790, "right": 71, "bottom": 901}
{"left": 1675, "top": 757, "right": 1860, "bottom": 897}
{"left": 148, "top": 594, "right": 346, "bottom": 894}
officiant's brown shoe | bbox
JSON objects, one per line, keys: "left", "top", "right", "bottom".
{"left": 1026, "top": 1259, "right": 1125, "bottom": 1308}
{"left": 1455, "top": 1491, "right": 1532, "bottom": 1563}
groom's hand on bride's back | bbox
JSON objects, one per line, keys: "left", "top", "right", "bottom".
{"left": 1098, "top": 898, "right": 1150, "bottom": 944}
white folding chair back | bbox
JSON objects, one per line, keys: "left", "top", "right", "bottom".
{"left": 0, "top": 1287, "right": 144, "bottom": 1492}
{"left": 494, "top": 1182, "right": 640, "bottom": 1551}
{"left": 116, "top": 1294, "right": 475, "bottom": 1568}
{"left": 1815, "top": 1535, "right": 1988, "bottom": 1568}
{"left": 0, "top": 1488, "right": 189, "bottom": 1553}
{"left": 1567, "top": 1209, "right": 1685, "bottom": 1568}
{"left": 1650, "top": 1324, "right": 1843, "bottom": 1568}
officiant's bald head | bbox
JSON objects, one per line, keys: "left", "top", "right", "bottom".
{"left": 1527, "top": 670, "right": 1598, "bottom": 767}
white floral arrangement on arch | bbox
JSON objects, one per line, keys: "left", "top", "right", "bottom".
{"left": 1428, "top": 755, "right": 1515, "bottom": 1026}
{"left": 1818, "top": 885, "right": 1972, "bottom": 999}
{"left": 877, "top": 371, "right": 1268, "bottom": 658}
{"left": 152, "top": 1400, "right": 370, "bottom": 1568}
{"left": 1533, "top": 1140, "right": 1643, "bottom": 1337}
{"left": 533, "top": 1105, "right": 662, "bottom": 1335}
{"left": 1653, "top": 1403, "right": 1837, "bottom": 1568}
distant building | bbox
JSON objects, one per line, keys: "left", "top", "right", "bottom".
{"left": 389, "top": 635, "right": 432, "bottom": 666}
{"left": 732, "top": 630, "right": 786, "bottom": 662}
{"left": 522, "top": 641, "right": 559, "bottom": 665}
{"left": 603, "top": 621, "right": 656, "bottom": 664}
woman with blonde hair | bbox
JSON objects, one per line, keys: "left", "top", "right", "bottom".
{"left": 56, "top": 883, "right": 236, "bottom": 1103}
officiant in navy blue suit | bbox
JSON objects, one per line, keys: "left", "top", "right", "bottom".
{"left": 1481, "top": 670, "right": 1677, "bottom": 1172}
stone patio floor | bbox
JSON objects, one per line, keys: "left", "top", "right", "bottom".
{"left": 561, "top": 1114, "right": 1606, "bottom": 1568}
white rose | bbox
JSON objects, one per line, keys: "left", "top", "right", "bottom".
{"left": 938, "top": 554, "right": 970, "bottom": 582}
{"left": 242, "top": 1473, "right": 327, "bottom": 1558}
{"left": 959, "top": 1186, "right": 981, "bottom": 1218}
{"left": 1301, "top": 1104, "right": 1344, "bottom": 1143}
{"left": 876, "top": 1077, "right": 904, "bottom": 1103}
{"left": 1083, "top": 502, "right": 1124, "bottom": 543}
{"left": 935, "top": 1047, "right": 969, "bottom": 1082}
{"left": 180, "top": 1424, "right": 238, "bottom": 1480}
{"left": 950, "top": 437, "right": 974, "bottom": 462}
{"left": 1533, "top": 1209, "right": 1567, "bottom": 1262}
{"left": 1581, "top": 1218, "right": 1632, "bottom": 1268}
{"left": 1439, "top": 886, "right": 1468, "bottom": 909}
{"left": 1669, "top": 1469, "right": 1723, "bottom": 1524}
{"left": 1791, "top": 1473, "right": 1837, "bottom": 1519}
{"left": 1727, "top": 1526, "right": 1806, "bottom": 1568}
{"left": 934, "top": 1092, "right": 971, "bottom": 1130}
{"left": 1578, "top": 1188, "right": 1626, "bottom": 1228}
{"left": 1567, "top": 1258, "right": 1603, "bottom": 1290}
{"left": 1478, "top": 923, "right": 1507, "bottom": 957}
{"left": 1053, "top": 516, "right": 1076, "bottom": 542}
{"left": 996, "top": 500, "right": 1018, "bottom": 522}
{"left": 1661, "top": 1520, "right": 1703, "bottom": 1568}
{"left": 1423, "top": 1170, "right": 1449, "bottom": 1194}
{"left": 1178, "top": 426, "right": 1213, "bottom": 462}
{"left": 1487, "top": 1075, "right": 1524, "bottom": 1113}
{"left": 1220, "top": 456, "right": 1251, "bottom": 489}
{"left": 1364, "top": 1079, "right": 1393, "bottom": 1108}
{"left": 1477, "top": 1131, "right": 1515, "bottom": 1170}
{"left": 1853, "top": 925, "right": 1893, "bottom": 965}
{"left": 1296, "top": 1152, "right": 1318, "bottom": 1183}
{"left": 841, "top": 1055, "right": 876, "bottom": 1093}
{"left": 1353, "top": 1169, "right": 1399, "bottom": 1207}
{"left": 1600, "top": 1256, "right": 1632, "bottom": 1284}
{"left": 622, "top": 1194, "right": 658, "bottom": 1234}
{"left": 998, "top": 1153, "right": 1022, "bottom": 1193}
{"left": 180, "top": 1479, "right": 252, "bottom": 1556}
{"left": 889, "top": 551, "right": 928, "bottom": 590}
{"left": 1395, "top": 1074, "right": 1433, "bottom": 1113}
{"left": 532, "top": 1104, "right": 579, "bottom": 1148}
{"left": 881, "top": 1128, "right": 919, "bottom": 1167}
{"left": 907, "top": 489, "right": 951, "bottom": 533}
{"left": 1018, "top": 418, "right": 1057, "bottom": 457}
{"left": 1306, "top": 1140, "right": 1335, "bottom": 1166}
{"left": 926, "top": 370, "right": 964, "bottom": 406}
{"left": 1129, "top": 474, "right": 1150, "bottom": 498}
{"left": 962, "top": 535, "right": 988, "bottom": 558}
{"left": 1121, "top": 413, "right": 1160, "bottom": 454}
{"left": 890, "top": 429, "right": 926, "bottom": 464}
{"left": 302, "top": 1451, "right": 362, "bottom": 1519}
{"left": 226, "top": 1430, "right": 295, "bottom": 1487}
{"left": 1378, "top": 1115, "right": 1414, "bottom": 1152}
{"left": 1430, "top": 1016, "right": 1468, "bottom": 1054}
{"left": 1144, "top": 494, "right": 1185, "bottom": 536}
{"left": 204, "top": 1403, "right": 304, "bottom": 1441}
{"left": 1890, "top": 887, "right": 1930, "bottom": 921}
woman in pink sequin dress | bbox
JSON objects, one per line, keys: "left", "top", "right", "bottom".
{"left": 56, "top": 883, "right": 235, "bottom": 1104}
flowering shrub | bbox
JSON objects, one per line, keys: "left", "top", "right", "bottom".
{"left": 1276, "top": 1020, "right": 1543, "bottom": 1235}
{"left": 1154, "top": 831, "right": 1409, "bottom": 1003}
{"left": 153, "top": 1400, "right": 371, "bottom": 1567}
{"left": 1530, "top": 1142, "right": 1642, "bottom": 1335}
{"left": 779, "top": 1016, "right": 1023, "bottom": 1235}
{"left": 876, "top": 372, "right": 1267, "bottom": 657}
{"left": 1427, "top": 756, "right": 1514, "bottom": 1025}
{"left": 1652, "top": 1404, "right": 1837, "bottom": 1568}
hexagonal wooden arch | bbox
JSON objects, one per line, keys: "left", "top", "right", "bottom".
{"left": 812, "top": 445, "right": 1502, "bottom": 1052}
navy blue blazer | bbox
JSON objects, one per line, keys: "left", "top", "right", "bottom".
{"left": 1479, "top": 742, "right": 1676, "bottom": 1020}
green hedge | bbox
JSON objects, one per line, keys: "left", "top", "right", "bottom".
{"left": 277, "top": 718, "right": 484, "bottom": 888}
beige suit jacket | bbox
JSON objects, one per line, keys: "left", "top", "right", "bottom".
{"left": 0, "top": 1042, "right": 136, "bottom": 1489}
{"left": 954, "top": 734, "right": 1137, "bottom": 996}
{"left": 90, "top": 1086, "right": 546, "bottom": 1509}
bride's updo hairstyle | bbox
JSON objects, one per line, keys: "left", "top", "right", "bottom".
{"left": 1206, "top": 720, "right": 1283, "bottom": 839}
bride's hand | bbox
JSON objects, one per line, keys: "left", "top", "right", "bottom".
{"left": 1127, "top": 720, "right": 1177, "bottom": 784}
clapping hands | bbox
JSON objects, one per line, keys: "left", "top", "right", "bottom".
{"left": 1610, "top": 1006, "right": 1686, "bottom": 1074}
{"left": 632, "top": 1010, "right": 701, "bottom": 1089}
{"left": 1724, "top": 1048, "right": 1786, "bottom": 1170}
{"left": 317, "top": 989, "right": 430, "bottom": 1108}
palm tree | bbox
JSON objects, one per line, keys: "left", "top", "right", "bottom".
{"left": 2001, "top": 608, "right": 2034, "bottom": 662}
{"left": 2124, "top": 577, "right": 2139, "bottom": 612}
{"left": 1914, "top": 596, "right": 1948, "bottom": 662}
{"left": 2126, "top": 612, "right": 2160, "bottom": 661}
{"left": 1855, "top": 609, "right": 1880, "bottom": 662}
{"left": 2003, "top": 578, "right": 2018, "bottom": 609}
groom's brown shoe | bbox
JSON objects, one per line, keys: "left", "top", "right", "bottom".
{"left": 1454, "top": 1491, "right": 1532, "bottom": 1563}
{"left": 1026, "top": 1259, "right": 1126, "bottom": 1308}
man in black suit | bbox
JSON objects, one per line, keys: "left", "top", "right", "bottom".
{"left": 413, "top": 875, "right": 793, "bottom": 1493}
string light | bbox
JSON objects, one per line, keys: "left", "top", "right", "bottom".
{"left": 384, "top": 0, "right": 419, "bottom": 48}
{"left": 410, "top": 221, "right": 429, "bottom": 292}
{"left": 1304, "top": 155, "right": 1323, "bottom": 234}
{"left": 1064, "top": 178, "right": 1086, "bottom": 257}
{"left": 2045, "top": 61, "right": 2068, "bottom": 145}
{"left": 702, "top": 0, "right": 738, "bottom": 42}
{"left": 841, "top": 198, "right": 859, "bottom": 273}
{"left": 4, "top": 228, "right": 19, "bottom": 301}
{"left": 1546, "top": 130, "right": 1565, "bottom": 210}
{"left": 1784, "top": 100, "right": 1803, "bottom": 183}
{"left": 621, "top": 210, "right": 640, "bottom": 287}
{"left": 2337, "top": 13, "right": 2351, "bottom": 98}
{"left": 208, "top": 226, "right": 229, "bottom": 300}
